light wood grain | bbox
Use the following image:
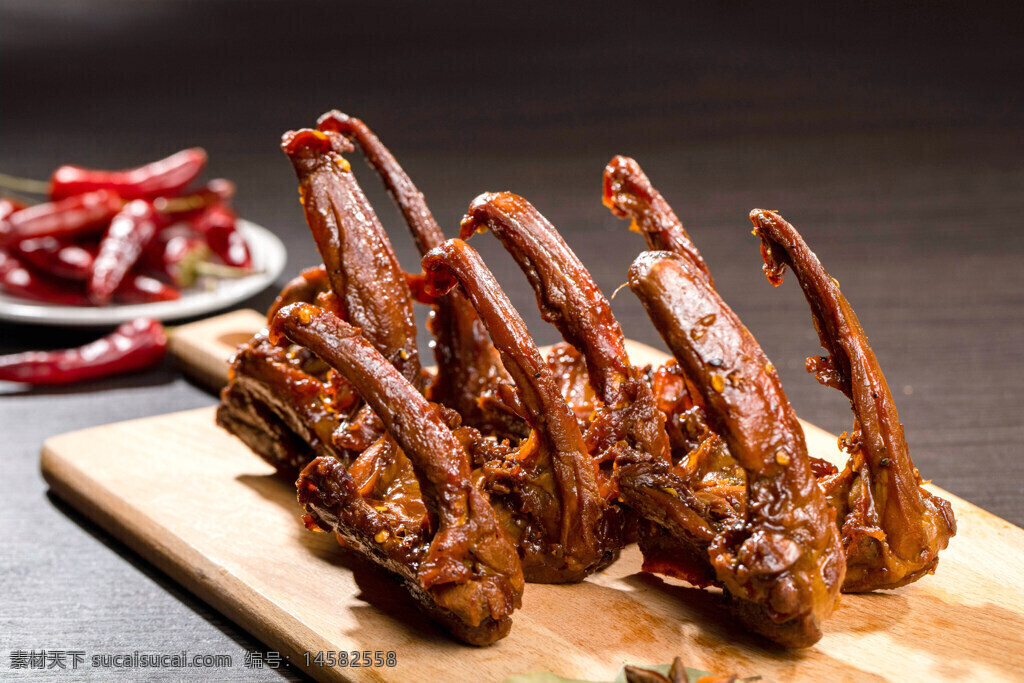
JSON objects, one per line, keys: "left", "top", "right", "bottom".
{"left": 40, "top": 312, "right": 1024, "bottom": 682}
{"left": 168, "top": 308, "right": 269, "bottom": 392}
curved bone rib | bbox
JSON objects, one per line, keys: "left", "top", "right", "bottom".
{"left": 280, "top": 129, "right": 422, "bottom": 388}
{"left": 317, "top": 111, "right": 521, "bottom": 437}
{"left": 750, "top": 209, "right": 956, "bottom": 592}
{"left": 603, "top": 156, "right": 713, "bottom": 285}
{"left": 602, "top": 160, "right": 835, "bottom": 479}
{"left": 459, "top": 192, "right": 731, "bottom": 588}
{"left": 317, "top": 111, "right": 445, "bottom": 254}
{"left": 422, "top": 238, "right": 619, "bottom": 582}
{"left": 629, "top": 249, "right": 844, "bottom": 648}
{"left": 461, "top": 193, "right": 634, "bottom": 404}
{"left": 461, "top": 191, "right": 676, "bottom": 474}
{"left": 272, "top": 302, "right": 524, "bottom": 645}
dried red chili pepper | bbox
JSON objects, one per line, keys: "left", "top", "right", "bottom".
{"left": 0, "top": 317, "right": 167, "bottom": 385}
{"left": 152, "top": 178, "right": 236, "bottom": 225}
{"left": 116, "top": 274, "right": 181, "bottom": 303}
{"left": 0, "top": 198, "right": 27, "bottom": 222}
{"left": 16, "top": 237, "right": 95, "bottom": 280}
{"left": 1, "top": 248, "right": 168, "bottom": 305}
{"left": 0, "top": 190, "right": 122, "bottom": 248}
{"left": 192, "top": 203, "right": 251, "bottom": 269}
{"left": 141, "top": 232, "right": 211, "bottom": 287}
{"left": 89, "top": 200, "right": 161, "bottom": 304}
{"left": 0, "top": 249, "right": 91, "bottom": 305}
{"left": 49, "top": 148, "right": 207, "bottom": 201}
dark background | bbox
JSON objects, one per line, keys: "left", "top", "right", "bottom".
{"left": 2, "top": 1, "right": 1023, "bottom": 680}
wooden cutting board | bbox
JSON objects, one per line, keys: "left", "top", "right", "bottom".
{"left": 41, "top": 311, "right": 1024, "bottom": 682}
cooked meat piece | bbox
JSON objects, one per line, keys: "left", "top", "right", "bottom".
{"left": 750, "top": 209, "right": 956, "bottom": 592}
{"left": 629, "top": 249, "right": 845, "bottom": 648}
{"left": 544, "top": 342, "right": 601, "bottom": 427}
{"left": 604, "top": 156, "right": 835, "bottom": 482}
{"left": 461, "top": 193, "right": 638, "bottom": 406}
{"left": 602, "top": 157, "right": 734, "bottom": 467}
{"left": 649, "top": 361, "right": 748, "bottom": 493}
{"left": 222, "top": 125, "right": 429, "bottom": 478}
{"left": 602, "top": 155, "right": 713, "bottom": 285}
{"left": 267, "top": 264, "right": 338, "bottom": 320}
{"left": 459, "top": 192, "right": 737, "bottom": 592}
{"left": 218, "top": 319, "right": 378, "bottom": 480}
{"left": 281, "top": 128, "right": 423, "bottom": 389}
{"left": 273, "top": 302, "right": 524, "bottom": 646}
{"left": 315, "top": 111, "right": 444, "bottom": 256}
{"left": 461, "top": 192, "right": 671, "bottom": 461}
{"left": 317, "top": 110, "right": 524, "bottom": 439}
{"left": 220, "top": 120, "right": 948, "bottom": 649}
{"left": 217, "top": 375, "right": 318, "bottom": 480}
{"left": 422, "top": 238, "right": 623, "bottom": 582}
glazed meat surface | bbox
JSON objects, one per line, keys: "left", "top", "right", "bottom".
{"left": 459, "top": 192, "right": 672, "bottom": 481}
{"left": 423, "top": 238, "right": 623, "bottom": 582}
{"left": 273, "top": 302, "right": 524, "bottom": 646}
{"left": 602, "top": 155, "right": 713, "bottom": 285}
{"left": 750, "top": 209, "right": 956, "bottom": 592}
{"left": 216, "top": 116, "right": 954, "bottom": 649}
{"left": 317, "top": 110, "right": 524, "bottom": 439}
{"left": 629, "top": 250, "right": 845, "bottom": 648}
{"left": 280, "top": 128, "right": 423, "bottom": 388}
{"left": 217, "top": 333, "right": 352, "bottom": 479}
{"left": 460, "top": 191, "right": 732, "bottom": 593}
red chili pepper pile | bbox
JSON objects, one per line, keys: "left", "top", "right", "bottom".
{"left": 0, "top": 149, "right": 252, "bottom": 306}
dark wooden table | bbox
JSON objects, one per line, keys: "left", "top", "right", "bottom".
{"left": 2, "top": 2, "right": 1022, "bottom": 680}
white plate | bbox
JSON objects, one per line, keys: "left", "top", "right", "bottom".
{"left": 0, "top": 219, "right": 286, "bottom": 326}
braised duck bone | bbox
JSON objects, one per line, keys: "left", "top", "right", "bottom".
{"left": 280, "top": 129, "right": 422, "bottom": 388}
{"left": 602, "top": 156, "right": 713, "bottom": 285}
{"left": 272, "top": 302, "right": 524, "bottom": 646}
{"left": 216, "top": 329, "right": 384, "bottom": 477}
{"left": 422, "top": 238, "right": 619, "bottom": 582}
{"left": 317, "top": 111, "right": 444, "bottom": 255}
{"left": 629, "top": 250, "right": 845, "bottom": 648}
{"left": 219, "top": 258, "right": 382, "bottom": 479}
{"left": 750, "top": 209, "right": 956, "bottom": 592}
{"left": 217, "top": 365, "right": 321, "bottom": 480}
{"left": 217, "top": 335, "right": 345, "bottom": 475}
{"left": 317, "top": 111, "right": 520, "bottom": 437}
{"left": 460, "top": 191, "right": 672, "bottom": 471}
{"left": 458, "top": 192, "right": 733, "bottom": 588}
{"left": 267, "top": 264, "right": 337, "bottom": 320}
{"left": 603, "top": 164, "right": 836, "bottom": 480}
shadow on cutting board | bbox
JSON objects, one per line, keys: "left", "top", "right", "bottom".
{"left": 233, "top": 472, "right": 867, "bottom": 680}
{"left": 236, "top": 472, "right": 448, "bottom": 646}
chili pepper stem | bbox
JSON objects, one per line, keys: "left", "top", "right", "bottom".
{"left": 0, "top": 190, "right": 41, "bottom": 207}
{"left": 193, "top": 262, "right": 256, "bottom": 279}
{"left": 156, "top": 195, "right": 209, "bottom": 213}
{"left": 0, "top": 172, "right": 50, "bottom": 195}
